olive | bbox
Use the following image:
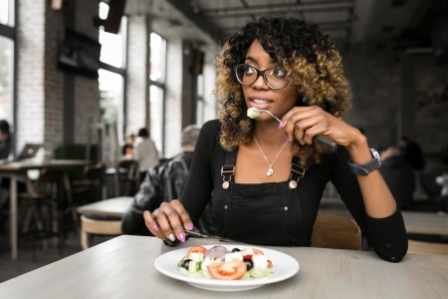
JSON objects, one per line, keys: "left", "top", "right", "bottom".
{"left": 231, "top": 248, "right": 241, "bottom": 252}
{"left": 181, "top": 259, "right": 192, "bottom": 270}
{"left": 243, "top": 258, "right": 253, "bottom": 270}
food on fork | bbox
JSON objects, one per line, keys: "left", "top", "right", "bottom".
{"left": 247, "top": 107, "right": 261, "bottom": 119}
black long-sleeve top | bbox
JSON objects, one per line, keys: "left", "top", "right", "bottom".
{"left": 180, "top": 120, "right": 408, "bottom": 262}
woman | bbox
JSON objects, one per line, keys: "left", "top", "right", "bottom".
{"left": 143, "top": 17, "right": 408, "bottom": 262}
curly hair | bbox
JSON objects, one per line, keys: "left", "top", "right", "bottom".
{"left": 215, "top": 16, "right": 352, "bottom": 167}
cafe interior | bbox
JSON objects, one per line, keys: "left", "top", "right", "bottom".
{"left": 0, "top": 0, "right": 447, "bottom": 297}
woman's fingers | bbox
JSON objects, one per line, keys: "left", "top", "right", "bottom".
{"left": 143, "top": 210, "right": 167, "bottom": 239}
{"left": 143, "top": 200, "right": 194, "bottom": 243}
{"left": 282, "top": 106, "right": 338, "bottom": 146}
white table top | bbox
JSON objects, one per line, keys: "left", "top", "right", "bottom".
{"left": 76, "top": 197, "right": 133, "bottom": 217}
{"left": 0, "top": 235, "right": 447, "bottom": 299}
{"left": 0, "top": 159, "right": 91, "bottom": 172}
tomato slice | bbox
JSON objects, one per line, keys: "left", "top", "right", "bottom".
{"left": 186, "top": 246, "right": 207, "bottom": 258}
{"left": 208, "top": 262, "right": 247, "bottom": 280}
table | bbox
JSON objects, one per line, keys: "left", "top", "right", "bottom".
{"left": 0, "top": 236, "right": 447, "bottom": 298}
{"left": 76, "top": 196, "right": 133, "bottom": 218}
{"left": 402, "top": 211, "right": 448, "bottom": 236}
{"left": 0, "top": 159, "right": 91, "bottom": 260}
{"left": 319, "top": 198, "right": 448, "bottom": 236}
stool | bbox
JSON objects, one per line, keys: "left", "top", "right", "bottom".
{"left": 80, "top": 215, "right": 122, "bottom": 250}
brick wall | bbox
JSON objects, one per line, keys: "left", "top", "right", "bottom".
{"left": 73, "top": 0, "right": 101, "bottom": 145}
{"left": 17, "top": 0, "right": 46, "bottom": 152}
{"left": 126, "top": 15, "right": 149, "bottom": 136}
{"left": 342, "top": 44, "right": 448, "bottom": 168}
{"left": 16, "top": 0, "right": 100, "bottom": 155}
{"left": 164, "top": 39, "right": 183, "bottom": 157}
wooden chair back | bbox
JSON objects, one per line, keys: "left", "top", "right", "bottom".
{"left": 80, "top": 215, "right": 122, "bottom": 250}
{"left": 311, "top": 213, "right": 362, "bottom": 250}
{"left": 408, "top": 240, "right": 448, "bottom": 255}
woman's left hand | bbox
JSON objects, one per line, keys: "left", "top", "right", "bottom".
{"left": 280, "top": 105, "right": 363, "bottom": 148}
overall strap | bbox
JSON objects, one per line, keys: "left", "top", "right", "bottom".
{"left": 221, "top": 148, "right": 237, "bottom": 190}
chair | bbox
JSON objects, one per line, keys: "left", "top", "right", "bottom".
{"left": 61, "top": 164, "right": 105, "bottom": 235}
{"left": 408, "top": 240, "right": 448, "bottom": 255}
{"left": 115, "top": 160, "right": 139, "bottom": 196}
{"left": 80, "top": 215, "right": 122, "bottom": 250}
{"left": 18, "top": 168, "right": 61, "bottom": 251}
{"left": 311, "top": 213, "right": 362, "bottom": 250}
{"left": 71, "top": 164, "right": 105, "bottom": 203}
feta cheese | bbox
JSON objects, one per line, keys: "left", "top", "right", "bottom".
{"left": 252, "top": 254, "right": 268, "bottom": 269}
{"left": 224, "top": 251, "right": 243, "bottom": 262}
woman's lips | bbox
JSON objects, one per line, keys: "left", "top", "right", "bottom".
{"left": 249, "top": 97, "right": 273, "bottom": 110}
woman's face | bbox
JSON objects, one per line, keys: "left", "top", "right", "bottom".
{"left": 242, "top": 39, "right": 299, "bottom": 121}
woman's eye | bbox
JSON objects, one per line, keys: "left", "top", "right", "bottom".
{"left": 272, "top": 69, "right": 287, "bottom": 77}
{"left": 244, "top": 66, "right": 255, "bottom": 74}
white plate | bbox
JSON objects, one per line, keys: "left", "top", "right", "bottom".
{"left": 154, "top": 244, "right": 299, "bottom": 292}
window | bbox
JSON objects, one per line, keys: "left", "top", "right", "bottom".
{"left": 98, "top": 2, "right": 126, "bottom": 143}
{"left": 0, "top": 0, "right": 14, "bottom": 26}
{"left": 149, "top": 32, "right": 167, "bottom": 154}
{"left": 0, "top": 0, "right": 15, "bottom": 126}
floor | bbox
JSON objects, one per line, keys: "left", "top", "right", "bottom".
{"left": 0, "top": 225, "right": 114, "bottom": 283}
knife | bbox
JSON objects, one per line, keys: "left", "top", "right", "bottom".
{"left": 185, "top": 228, "right": 244, "bottom": 244}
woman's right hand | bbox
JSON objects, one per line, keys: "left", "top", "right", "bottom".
{"left": 143, "top": 199, "right": 194, "bottom": 243}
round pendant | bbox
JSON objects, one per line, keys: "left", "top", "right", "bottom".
{"left": 222, "top": 181, "right": 230, "bottom": 189}
{"left": 267, "top": 168, "right": 274, "bottom": 176}
{"left": 289, "top": 180, "right": 298, "bottom": 189}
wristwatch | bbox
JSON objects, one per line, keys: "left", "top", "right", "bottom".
{"left": 347, "top": 148, "right": 381, "bottom": 176}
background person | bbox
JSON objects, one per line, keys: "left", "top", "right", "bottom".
{"left": 121, "top": 125, "right": 218, "bottom": 235}
{"left": 143, "top": 17, "right": 407, "bottom": 263}
{"left": 379, "top": 145, "right": 415, "bottom": 209}
{"left": 122, "top": 133, "right": 135, "bottom": 157}
{"left": 399, "top": 136, "right": 425, "bottom": 170}
{"left": 133, "top": 128, "right": 159, "bottom": 183}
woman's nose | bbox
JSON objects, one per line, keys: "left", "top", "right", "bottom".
{"left": 252, "top": 74, "right": 269, "bottom": 90}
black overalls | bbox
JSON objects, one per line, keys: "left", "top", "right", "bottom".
{"left": 214, "top": 149, "right": 311, "bottom": 246}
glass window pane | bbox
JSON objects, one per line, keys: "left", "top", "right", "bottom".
{"left": 99, "top": 2, "right": 126, "bottom": 68}
{"left": 150, "top": 85, "right": 163, "bottom": 153}
{"left": 0, "top": 0, "right": 14, "bottom": 26}
{"left": 150, "top": 33, "right": 166, "bottom": 83}
{"left": 0, "top": 35, "right": 13, "bottom": 122}
{"left": 99, "top": 69, "right": 124, "bottom": 141}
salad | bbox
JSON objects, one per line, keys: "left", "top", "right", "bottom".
{"left": 176, "top": 245, "right": 274, "bottom": 280}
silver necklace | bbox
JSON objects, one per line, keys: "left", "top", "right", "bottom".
{"left": 253, "top": 136, "right": 288, "bottom": 177}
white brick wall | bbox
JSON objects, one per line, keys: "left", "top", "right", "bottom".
{"left": 164, "top": 39, "right": 183, "bottom": 157}
{"left": 16, "top": 0, "right": 100, "bottom": 155}
{"left": 126, "top": 15, "right": 149, "bottom": 136}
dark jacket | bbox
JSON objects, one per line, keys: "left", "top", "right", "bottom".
{"left": 121, "top": 151, "right": 218, "bottom": 235}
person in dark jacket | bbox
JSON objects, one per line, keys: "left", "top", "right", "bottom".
{"left": 379, "top": 146, "right": 415, "bottom": 209}
{"left": 121, "top": 125, "right": 219, "bottom": 236}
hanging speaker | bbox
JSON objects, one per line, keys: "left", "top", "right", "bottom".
{"left": 104, "top": 0, "right": 127, "bottom": 34}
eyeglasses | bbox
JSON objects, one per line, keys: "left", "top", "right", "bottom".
{"left": 233, "top": 64, "right": 289, "bottom": 90}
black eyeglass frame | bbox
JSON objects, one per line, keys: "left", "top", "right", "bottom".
{"left": 233, "top": 64, "right": 290, "bottom": 90}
